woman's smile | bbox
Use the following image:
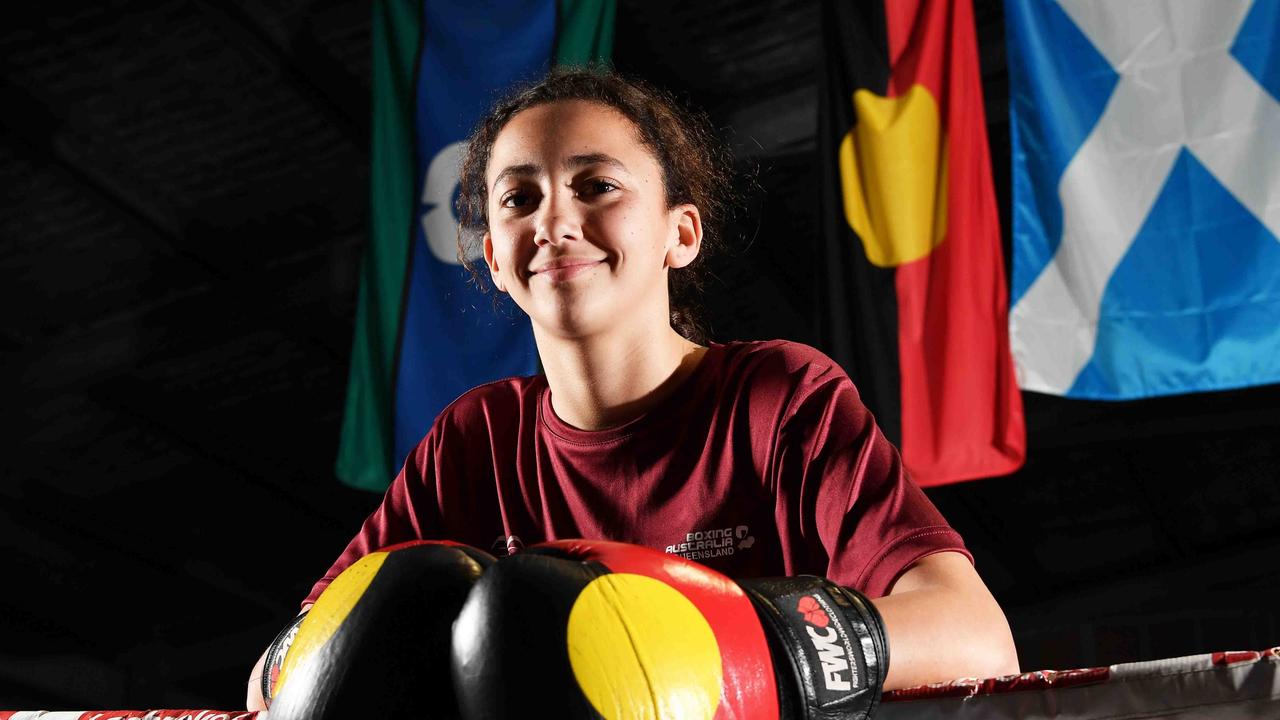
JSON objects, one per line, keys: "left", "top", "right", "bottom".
{"left": 530, "top": 257, "right": 606, "bottom": 282}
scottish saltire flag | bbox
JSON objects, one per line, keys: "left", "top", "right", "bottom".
{"left": 1006, "top": 0, "right": 1280, "bottom": 399}
{"left": 337, "top": 0, "right": 615, "bottom": 491}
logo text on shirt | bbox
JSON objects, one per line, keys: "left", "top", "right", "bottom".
{"left": 665, "top": 524, "right": 754, "bottom": 561}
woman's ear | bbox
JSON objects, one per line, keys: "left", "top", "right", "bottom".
{"left": 483, "top": 232, "right": 507, "bottom": 293}
{"left": 666, "top": 204, "right": 703, "bottom": 269}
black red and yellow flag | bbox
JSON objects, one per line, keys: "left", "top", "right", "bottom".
{"left": 817, "top": 0, "right": 1024, "bottom": 486}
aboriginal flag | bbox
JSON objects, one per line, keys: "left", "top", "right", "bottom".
{"left": 817, "top": 0, "right": 1024, "bottom": 486}
{"left": 336, "top": 0, "right": 615, "bottom": 492}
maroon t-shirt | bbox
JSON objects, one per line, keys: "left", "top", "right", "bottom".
{"left": 305, "top": 340, "right": 967, "bottom": 605}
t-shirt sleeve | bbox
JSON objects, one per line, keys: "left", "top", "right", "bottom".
{"left": 772, "top": 351, "right": 970, "bottom": 599}
{"left": 301, "top": 428, "right": 445, "bottom": 607}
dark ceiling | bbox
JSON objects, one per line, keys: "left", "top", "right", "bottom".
{"left": 3, "top": 0, "right": 1279, "bottom": 711}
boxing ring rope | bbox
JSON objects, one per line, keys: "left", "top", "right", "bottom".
{"left": 4, "top": 647, "right": 1276, "bottom": 720}
{"left": 0, "top": 714, "right": 257, "bottom": 720}
{"left": 877, "top": 647, "right": 1280, "bottom": 719}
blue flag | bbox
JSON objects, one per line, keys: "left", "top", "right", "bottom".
{"left": 1006, "top": 0, "right": 1280, "bottom": 399}
{"left": 393, "top": 2, "right": 555, "bottom": 466}
{"left": 337, "top": 0, "right": 615, "bottom": 491}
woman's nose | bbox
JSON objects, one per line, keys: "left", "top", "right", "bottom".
{"left": 533, "top": 188, "right": 583, "bottom": 246}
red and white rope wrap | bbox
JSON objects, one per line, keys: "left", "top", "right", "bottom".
{"left": 3, "top": 648, "right": 1278, "bottom": 719}
{"left": 0, "top": 714, "right": 258, "bottom": 720}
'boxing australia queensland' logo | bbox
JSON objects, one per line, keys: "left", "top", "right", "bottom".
{"left": 665, "top": 524, "right": 754, "bottom": 561}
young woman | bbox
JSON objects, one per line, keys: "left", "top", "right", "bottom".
{"left": 248, "top": 68, "right": 1017, "bottom": 709}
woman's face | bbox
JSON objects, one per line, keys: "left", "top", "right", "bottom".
{"left": 483, "top": 100, "right": 701, "bottom": 341}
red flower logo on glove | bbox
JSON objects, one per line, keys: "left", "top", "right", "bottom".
{"left": 796, "top": 595, "right": 830, "bottom": 628}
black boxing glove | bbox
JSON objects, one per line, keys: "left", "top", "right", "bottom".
{"left": 268, "top": 540, "right": 495, "bottom": 720}
{"left": 450, "top": 539, "right": 782, "bottom": 719}
{"left": 737, "top": 576, "right": 889, "bottom": 720}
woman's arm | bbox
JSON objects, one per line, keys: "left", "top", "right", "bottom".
{"left": 872, "top": 551, "right": 1019, "bottom": 689}
{"left": 245, "top": 647, "right": 270, "bottom": 711}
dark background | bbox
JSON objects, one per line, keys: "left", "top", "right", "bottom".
{"left": 3, "top": 0, "right": 1279, "bottom": 710}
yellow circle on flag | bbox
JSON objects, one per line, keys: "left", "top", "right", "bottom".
{"left": 839, "top": 83, "right": 948, "bottom": 267}
{"left": 566, "top": 573, "right": 722, "bottom": 720}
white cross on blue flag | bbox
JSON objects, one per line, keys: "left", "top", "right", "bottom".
{"left": 1006, "top": 0, "right": 1280, "bottom": 399}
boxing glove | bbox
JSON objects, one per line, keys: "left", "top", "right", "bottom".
{"left": 737, "top": 575, "right": 889, "bottom": 719}
{"left": 450, "top": 539, "right": 888, "bottom": 719}
{"left": 268, "top": 540, "right": 495, "bottom": 720}
{"left": 260, "top": 609, "right": 307, "bottom": 704}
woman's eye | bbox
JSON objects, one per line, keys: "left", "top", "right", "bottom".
{"left": 580, "top": 180, "right": 618, "bottom": 196}
{"left": 500, "top": 192, "right": 532, "bottom": 208}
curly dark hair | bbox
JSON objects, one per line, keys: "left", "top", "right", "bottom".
{"left": 455, "top": 66, "right": 734, "bottom": 344}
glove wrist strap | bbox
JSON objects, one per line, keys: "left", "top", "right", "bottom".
{"left": 262, "top": 610, "right": 308, "bottom": 706}
{"left": 739, "top": 577, "right": 889, "bottom": 720}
